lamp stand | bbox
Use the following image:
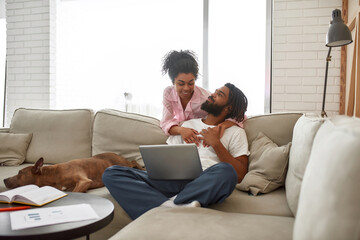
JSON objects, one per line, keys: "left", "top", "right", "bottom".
{"left": 321, "top": 47, "right": 332, "bottom": 118}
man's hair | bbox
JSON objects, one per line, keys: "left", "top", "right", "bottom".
{"left": 161, "top": 50, "right": 199, "bottom": 84}
{"left": 225, "top": 83, "right": 248, "bottom": 122}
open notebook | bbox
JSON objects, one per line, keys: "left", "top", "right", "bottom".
{"left": 0, "top": 185, "right": 67, "bottom": 206}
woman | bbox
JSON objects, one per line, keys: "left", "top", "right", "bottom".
{"left": 160, "top": 50, "right": 244, "bottom": 145}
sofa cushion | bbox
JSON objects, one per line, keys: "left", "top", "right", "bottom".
{"left": 0, "top": 133, "right": 32, "bottom": 166}
{"left": 244, "top": 113, "right": 301, "bottom": 147}
{"left": 9, "top": 108, "right": 93, "bottom": 164}
{"left": 210, "top": 187, "right": 293, "bottom": 217}
{"left": 109, "top": 207, "right": 294, "bottom": 240}
{"left": 293, "top": 116, "right": 360, "bottom": 240}
{"left": 285, "top": 113, "right": 324, "bottom": 216}
{"left": 87, "top": 188, "right": 132, "bottom": 240}
{"left": 237, "top": 132, "right": 291, "bottom": 195}
{"left": 92, "top": 109, "right": 168, "bottom": 165}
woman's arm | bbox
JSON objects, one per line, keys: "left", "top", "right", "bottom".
{"left": 169, "top": 126, "right": 201, "bottom": 146}
{"left": 160, "top": 106, "right": 180, "bottom": 136}
{"left": 215, "top": 120, "right": 237, "bottom": 138}
{"left": 160, "top": 88, "right": 180, "bottom": 135}
{"left": 215, "top": 115, "right": 247, "bottom": 138}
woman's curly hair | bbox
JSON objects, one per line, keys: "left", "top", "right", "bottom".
{"left": 162, "top": 50, "right": 199, "bottom": 84}
{"left": 225, "top": 83, "right": 248, "bottom": 122}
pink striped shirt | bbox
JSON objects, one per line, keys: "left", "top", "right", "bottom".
{"left": 160, "top": 85, "right": 210, "bottom": 135}
{"left": 160, "top": 85, "right": 245, "bottom": 135}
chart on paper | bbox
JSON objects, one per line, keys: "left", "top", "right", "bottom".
{"left": 24, "top": 209, "right": 64, "bottom": 222}
{"left": 10, "top": 204, "right": 98, "bottom": 230}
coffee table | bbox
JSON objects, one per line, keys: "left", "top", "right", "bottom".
{"left": 0, "top": 192, "right": 114, "bottom": 240}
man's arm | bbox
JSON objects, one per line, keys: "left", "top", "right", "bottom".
{"left": 212, "top": 144, "right": 248, "bottom": 183}
{"left": 200, "top": 127, "right": 248, "bottom": 183}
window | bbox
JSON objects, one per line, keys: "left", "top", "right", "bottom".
{"left": 208, "top": 0, "right": 268, "bottom": 115}
{"left": 56, "top": 0, "right": 270, "bottom": 119}
{"left": 57, "top": 0, "right": 202, "bottom": 119}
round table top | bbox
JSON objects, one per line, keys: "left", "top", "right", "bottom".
{"left": 0, "top": 192, "right": 114, "bottom": 240}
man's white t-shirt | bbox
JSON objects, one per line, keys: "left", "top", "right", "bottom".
{"left": 166, "top": 119, "right": 250, "bottom": 170}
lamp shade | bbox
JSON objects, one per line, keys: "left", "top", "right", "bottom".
{"left": 326, "top": 9, "right": 353, "bottom": 47}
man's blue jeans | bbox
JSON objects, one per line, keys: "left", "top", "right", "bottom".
{"left": 102, "top": 162, "right": 237, "bottom": 219}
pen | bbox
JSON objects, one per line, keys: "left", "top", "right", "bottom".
{"left": 0, "top": 206, "right": 31, "bottom": 212}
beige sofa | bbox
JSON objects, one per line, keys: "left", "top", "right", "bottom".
{"left": 1, "top": 108, "right": 359, "bottom": 240}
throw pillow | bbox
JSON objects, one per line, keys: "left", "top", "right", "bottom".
{"left": 0, "top": 133, "right": 33, "bottom": 166}
{"left": 237, "top": 132, "right": 291, "bottom": 195}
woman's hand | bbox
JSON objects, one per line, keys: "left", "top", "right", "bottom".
{"left": 199, "top": 127, "right": 221, "bottom": 147}
{"left": 215, "top": 120, "right": 237, "bottom": 138}
{"left": 179, "top": 127, "right": 201, "bottom": 146}
{"left": 201, "top": 120, "right": 236, "bottom": 147}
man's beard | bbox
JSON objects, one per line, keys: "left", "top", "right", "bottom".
{"left": 201, "top": 99, "right": 225, "bottom": 117}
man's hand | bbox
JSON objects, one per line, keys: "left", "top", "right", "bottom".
{"left": 199, "top": 127, "right": 221, "bottom": 147}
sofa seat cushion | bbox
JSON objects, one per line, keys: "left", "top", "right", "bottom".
{"left": 86, "top": 188, "right": 132, "bottom": 240}
{"left": 109, "top": 207, "right": 294, "bottom": 240}
{"left": 210, "top": 187, "right": 293, "bottom": 217}
{"left": 9, "top": 108, "right": 94, "bottom": 164}
{"left": 294, "top": 115, "right": 360, "bottom": 240}
{"left": 92, "top": 109, "right": 168, "bottom": 165}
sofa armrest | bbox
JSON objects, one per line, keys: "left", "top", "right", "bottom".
{"left": 0, "top": 128, "right": 10, "bottom": 133}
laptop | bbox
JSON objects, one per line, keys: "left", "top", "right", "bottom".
{"left": 139, "top": 144, "right": 203, "bottom": 180}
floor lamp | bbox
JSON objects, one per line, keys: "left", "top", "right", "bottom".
{"left": 322, "top": 9, "right": 353, "bottom": 117}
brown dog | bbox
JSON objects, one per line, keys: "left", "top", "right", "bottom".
{"left": 3, "top": 152, "right": 145, "bottom": 192}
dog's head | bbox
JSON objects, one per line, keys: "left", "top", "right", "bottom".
{"left": 3, "top": 157, "right": 44, "bottom": 189}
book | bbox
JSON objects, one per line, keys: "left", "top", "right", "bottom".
{"left": 0, "top": 185, "right": 67, "bottom": 207}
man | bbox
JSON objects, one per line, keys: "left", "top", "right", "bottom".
{"left": 102, "top": 83, "right": 249, "bottom": 220}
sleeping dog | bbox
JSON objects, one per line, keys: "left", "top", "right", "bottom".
{"left": 3, "top": 152, "right": 145, "bottom": 192}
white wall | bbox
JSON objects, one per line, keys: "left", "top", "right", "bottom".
{"left": 0, "top": 0, "right": 5, "bottom": 127}
{"left": 272, "top": 0, "right": 343, "bottom": 116}
{"left": 0, "top": 0, "right": 5, "bottom": 19}
{"left": 5, "top": 0, "right": 56, "bottom": 126}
